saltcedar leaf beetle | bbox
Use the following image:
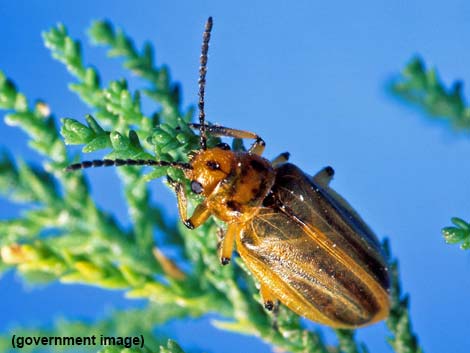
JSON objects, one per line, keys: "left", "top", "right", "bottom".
{"left": 66, "top": 17, "right": 390, "bottom": 328}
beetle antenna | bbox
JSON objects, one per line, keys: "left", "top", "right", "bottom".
{"left": 65, "top": 159, "right": 192, "bottom": 172}
{"left": 198, "top": 16, "right": 213, "bottom": 150}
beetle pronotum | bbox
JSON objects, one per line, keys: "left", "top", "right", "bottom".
{"left": 67, "top": 17, "right": 390, "bottom": 328}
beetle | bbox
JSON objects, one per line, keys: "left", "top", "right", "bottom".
{"left": 66, "top": 17, "right": 390, "bottom": 328}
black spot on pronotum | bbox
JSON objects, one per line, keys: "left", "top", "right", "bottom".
{"left": 250, "top": 159, "right": 266, "bottom": 172}
{"left": 226, "top": 200, "right": 241, "bottom": 212}
{"left": 241, "top": 167, "right": 249, "bottom": 178}
{"left": 191, "top": 180, "right": 204, "bottom": 194}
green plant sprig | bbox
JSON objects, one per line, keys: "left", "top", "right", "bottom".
{"left": 0, "top": 66, "right": 221, "bottom": 313}
{"left": 392, "top": 57, "right": 470, "bottom": 251}
{"left": 390, "top": 56, "right": 470, "bottom": 131}
{"left": 442, "top": 217, "right": 470, "bottom": 250}
{"left": 383, "top": 240, "right": 423, "bottom": 353}
{"left": 88, "top": 20, "right": 189, "bottom": 122}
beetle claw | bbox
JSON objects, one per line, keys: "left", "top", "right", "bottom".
{"left": 183, "top": 219, "right": 195, "bottom": 229}
{"left": 325, "top": 166, "right": 334, "bottom": 176}
{"left": 264, "top": 300, "right": 274, "bottom": 311}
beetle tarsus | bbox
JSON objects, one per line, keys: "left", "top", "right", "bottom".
{"left": 221, "top": 257, "right": 231, "bottom": 265}
{"left": 271, "top": 300, "right": 280, "bottom": 331}
{"left": 264, "top": 300, "right": 274, "bottom": 311}
{"left": 325, "top": 166, "right": 334, "bottom": 176}
{"left": 271, "top": 152, "right": 290, "bottom": 167}
{"left": 183, "top": 219, "right": 195, "bottom": 229}
{"left": 313, "top": 165, "right": 335, "bottom": 186}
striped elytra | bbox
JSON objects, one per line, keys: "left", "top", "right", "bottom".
{"left": 237, "top": 163, "right": 389, "bottom": 327}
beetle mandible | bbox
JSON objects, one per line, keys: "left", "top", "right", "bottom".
{"left": 67, "top": 17, "right": 390, "bottom": 328}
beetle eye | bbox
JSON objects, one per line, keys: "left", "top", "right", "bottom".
{"left": 206, "top": 161, "right": 220, "bottom": 170}
{"left": 215, "top": 142, "right": 230, "bottom": 150}
{"left": 191, "top": 180, "right": 203, "bottom": 194}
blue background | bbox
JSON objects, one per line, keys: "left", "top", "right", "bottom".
{"left": 1, "top": 1, "right": 470, "bottom": 352}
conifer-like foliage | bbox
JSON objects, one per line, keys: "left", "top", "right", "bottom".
{"left": 390, "top": 57, "right": 470, "bottom": 251}
{"left": 0, "top": 21, "right": 423, "bottom": 352}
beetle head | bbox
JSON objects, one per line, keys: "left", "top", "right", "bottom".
{"left": 186, "top": 146, "right": 235, "bottom": 197}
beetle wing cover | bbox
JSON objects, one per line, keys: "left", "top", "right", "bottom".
{"left": 237, "top": 163, "right": 389, "bottom": 328}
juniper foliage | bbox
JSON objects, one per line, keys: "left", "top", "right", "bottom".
{"left": 390, "top": 57, "right": 470, "bottom": 251}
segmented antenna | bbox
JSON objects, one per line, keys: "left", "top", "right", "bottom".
{"left": 65, "top": 159, "right": 192, "bottom": 172}
{"left": 198, "top": 16, "right": 213, "bottom": 150}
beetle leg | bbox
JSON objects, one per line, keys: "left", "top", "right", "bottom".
{"left": 216, "top": 226, "right": 225, "bottom": 243}
{"left": 313, "top": 166, "right": 335, "bottom": 186}
{"left": 271, "top": 300, "right": 281, "bottom": 331}
{"left": 189, "top": 123, "right": 265, "bottom": 155}
{"left": 247, "top": 139, "right": 266, "bottom": 155}
{"left": 218, "top": 223, "right": 240, "bottom": 265}
{"left": 271, "top": 152, "right": 290, "bottom": 167}
{"left": 259, "top": 283, "right": 281, "bottom": 330}
{"left": 168, "top": 178, "right": 210, "bottom": 229}
{"left": 216, "top": 227, "right": 225, "bottom": 259}
{"left": 260, "top": 283, "right": 278, "bottom": 311}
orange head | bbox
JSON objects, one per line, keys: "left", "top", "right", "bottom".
{"left": 185, "top": 144, "right": 236, "bottom": 197}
